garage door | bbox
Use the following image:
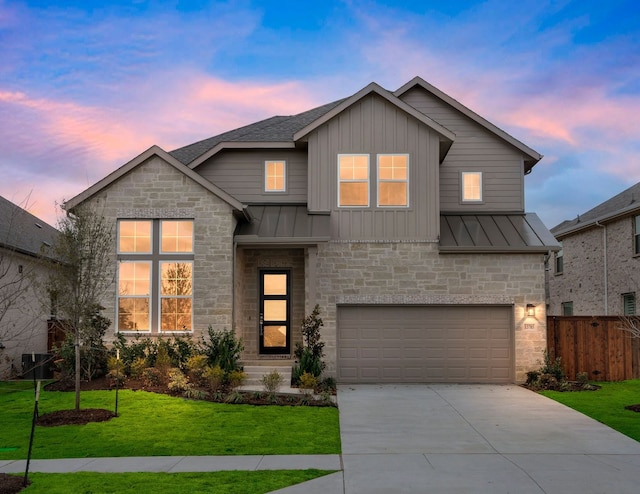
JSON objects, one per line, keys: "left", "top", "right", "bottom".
{"left": 337, "top": 305, "right": 513, "bottom": 383}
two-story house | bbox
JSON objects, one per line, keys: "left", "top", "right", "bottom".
{"left": 0, "top": 195, "right": 59, "bottom": 378}
{"left": 548, "top": 182, "right": 640, "bottom": 316}
{"left": 66, "top": 77, "right": 558, "bottom": 384}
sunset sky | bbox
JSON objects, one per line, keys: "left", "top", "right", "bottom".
{"left": 1, "top": 0, "right": 639, "bottom": 229}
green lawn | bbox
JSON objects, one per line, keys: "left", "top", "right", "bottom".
{"left": 541, "top": 380, "right": 640, "bottom": 442}
{"left": 0, "top": 382, "right": 340, "bottom": 460}
{"left": 10, "top": 470, "right": 335, "bottom": 493}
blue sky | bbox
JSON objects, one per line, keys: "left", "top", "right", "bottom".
{"left": 1, "top": 0, "right": 639, "bottom": 228}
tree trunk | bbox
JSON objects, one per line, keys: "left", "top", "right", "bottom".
{"left": 75, "top": 331, "right": 81, "bottom": 411}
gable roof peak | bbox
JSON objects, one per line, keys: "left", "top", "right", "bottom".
{"left": 394, "top": 76, "right": 543, "bottom": 170}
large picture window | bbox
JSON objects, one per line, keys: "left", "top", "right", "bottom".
{"left": 117, "top": 219, "right": 194, "bottom": 333}
{"left": 338, "top": 154, "right": 369, "bottom": 207}
{"left": 377, "top": 154, "right": 408, "bottom": 207}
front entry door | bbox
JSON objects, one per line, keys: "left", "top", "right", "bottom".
{"left": 259, "top": 270, "right": 291, "bottom": 354}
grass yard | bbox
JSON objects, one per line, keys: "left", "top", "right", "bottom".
{"left": 541, "top": 380, "right": 640, "bottom": 442}
{"left": 0, "top": 382, "right": 340, "bottom": 460}
{"left": 9, "top": 470, "right": 335, "bottom": 493}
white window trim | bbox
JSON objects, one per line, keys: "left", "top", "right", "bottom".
{"left": 117, "top": 219, "right": 153, "bottom": 255}
{"left": 264, "top": 160, "right": 287, "bottom": 193}
{"left": 158, "top": 260, "right": 194, "bottom": 333}
{"left": 116, "top": 260, "right": 152, "bottom": 333}
{"left": 461, "top": 171, "right": 484, "bottom": 203}
{"left": 116, "top": 219, "right": 194, "bottom": 334}
{"left": 338, "top": 154, "right": 370, "bottom": 208}
{"left": 376, "top": 154, "right": 410, "bottom": 208}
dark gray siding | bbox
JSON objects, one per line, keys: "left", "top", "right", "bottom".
{"left": 307, "top": 93, "right": 441, "bottom": 240}
{"left": 196, "top": 149, "right": 308, "bottom": 203}
{"left": 400, "top": 87, "right": 525, "bottom": 212}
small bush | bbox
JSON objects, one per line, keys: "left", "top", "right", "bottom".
{"left": 186, "top": 355, "right": 209, "bottom": 386}
{"left": 227, "top": 369, "right": 247, "bottom": 389}
{"left": 167, "top": 368, "right": 191, "bottom": 394}
{"left": 299, "top": 372, "right": 318, "bottom": 391}
{"left": 526, "top": 370, "right": 540, "bottom": 386}
{"left": 292, "top": 305, "right": 326, "bottom": 385}
{"left": 130, "top": 357, "right": 147, "bottom": 379}
{"left": 154, "top": 342, "right": 172, "bottom": 380}
{"left": 142, "top": 367, "right": 163, "bottom": 387}
{"left": 184, "top": 388, "right": 209, "bottom": 400}
{"left": 200, "top": 327, "right": 243, "bottom": 373}
{"left": 262, "top": 370, "right": 284, "bottom": 394}
{"left": 576, "top": 371, "right": 589, "bottom": 385}
{"left": 539, "top": 350, "right": 565, "bottom": 381}
{"left": 225, "top": 390, "right": 245, "bottom": 403}
{"left": 204, "top": 365, "right": 225, "bottom": 392}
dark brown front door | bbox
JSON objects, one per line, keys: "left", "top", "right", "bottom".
{"left": 259, "top": 270, "right": 290, "bottom": 354}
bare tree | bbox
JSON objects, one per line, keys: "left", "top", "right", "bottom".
{"left": 47, "top": 204, "right": 114, "bottom": 410}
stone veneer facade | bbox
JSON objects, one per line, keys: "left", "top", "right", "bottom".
{"left": 79, "top": 154, "right": 547, "bottom": 383}
{"left": 84, "top": 155, "right": 237, "bottom": 346}
{"left": 310, "top": 241, "right": 547, "bottom": 383}
{"left": 548, "top": 216, "right": 640, "bottom": 315}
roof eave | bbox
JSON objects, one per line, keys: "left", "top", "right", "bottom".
{"left": 234, "top": 235, "right": 330, "bottom": 246}
{"left": 553, "top": 203, "right": 640, "bottom": 239}
{"left": 65, "top": 145, "right": 246, "bottom": 213}
{"left": 395, "top": 76, "right": 542, "bottom": 168}
{"left": 439, "top": 246, "right": 557, "bottom": 254}
{"left": 293, "top": 82, "right": 456, "bottom": 144}
{"left": 188, "top": 141, "right": 296, "bottom": 170}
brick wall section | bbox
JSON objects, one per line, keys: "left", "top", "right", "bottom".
{"left": 83, "top": 155, "right": 236, "bottom": 345}
{"left": 313, "top": 241, "right": 547, "bottom": 383}
{"left": 548, "top": 217, "right": 640, "bottom": 315}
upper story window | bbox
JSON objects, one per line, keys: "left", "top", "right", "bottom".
{"left": 634, "top": 216, "right": 640, "bottom": 255}
{"left": 461, "top": 172, "right": 483, "bottom": 203}
{"left": 117, "top": 219, "right": 194, "bottom": 333}
{"left": 338, "top": 154, "right": 369, "bottom": 207}
{"left": 623, "top": 292, "right": 636, "bottom": 316}
{"left": 265, "top": 161, "right": 286, "bottom": 192}
{"left": 555, "top": 245, "right": 563, "bottom": 275}
{"left": 377, "top": 154, "right": 409, "bottom": 207}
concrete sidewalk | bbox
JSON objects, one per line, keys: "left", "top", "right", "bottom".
{"left": 0, "top": 454, "right": 340, "bottom": 474}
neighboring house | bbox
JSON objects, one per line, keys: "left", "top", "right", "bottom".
{"left": 65, "top": 76, "right": 558, "bottom": 384}
{"left": 0, "top": 196, "right": 59, "bottom": 378}
{"left": 548, "top": 182, "right": 640, "bottom": 316}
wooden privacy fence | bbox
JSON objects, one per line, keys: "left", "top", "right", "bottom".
{"left": 547, "top": 316, "right": 640, "bottom": 381}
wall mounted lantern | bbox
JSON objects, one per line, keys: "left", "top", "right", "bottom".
{"left": 526, "top": 304, "right": 536, "bottom": 317}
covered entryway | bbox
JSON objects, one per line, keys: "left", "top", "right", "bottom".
{"left": 337, "top": 305, "right": 513, "bottom": 383}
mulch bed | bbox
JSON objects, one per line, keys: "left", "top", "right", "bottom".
{"left": 625, "top": 404, "right": 640, "bottom": 413}
{"left": 36, "top": 408, "right": 116, "bottom": 427}
{"left": 0, "top": 474, "right": 28, "bottom": 494}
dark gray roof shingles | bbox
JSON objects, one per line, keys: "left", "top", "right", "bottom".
{"left": 551, "top": 181, "right": 640, "bottom": 234}
{"left": 169, "top": 99, "right": 346, "bottom": 165}
{"left": 0, "top": 196, "right": 59, "bottom": 258}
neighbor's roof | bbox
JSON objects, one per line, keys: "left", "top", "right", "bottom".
{"left": 234, "top": 205, "right": 330, "bottom": 245}
{"left": 552, "top": 182, "right": 640, "bottom": 238}
{"left": 0, "top": 195, "right": 59, "bottom": 258}
{"left": 440, "top": 213, "right": 560, "bottom": 253}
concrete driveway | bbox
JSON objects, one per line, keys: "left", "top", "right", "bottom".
{"left": 336, "top": 384, "right": 640, "bottom": 493}
{"left": 274, "top": 384, "right": 640, "bottom": 493}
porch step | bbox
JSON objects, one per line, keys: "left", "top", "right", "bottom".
{"left": 242, "top": 364, "right": 293, "bottom": 387}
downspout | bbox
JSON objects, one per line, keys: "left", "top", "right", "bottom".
{"left": 595, "top": 221, "right": 608, "bottom": 315}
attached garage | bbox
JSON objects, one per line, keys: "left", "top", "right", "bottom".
{"left": 337, "top": 305, "right": 513, "bottom": 384}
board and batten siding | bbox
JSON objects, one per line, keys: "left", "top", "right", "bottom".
{"left": 400, "top": 87, "right": 525, "bottom": 212}
{"left": 196, "top": 149, "right": 308, "bottom": 203}
{"left": 307, "top": 93, "right": 441, "bottom": 240}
